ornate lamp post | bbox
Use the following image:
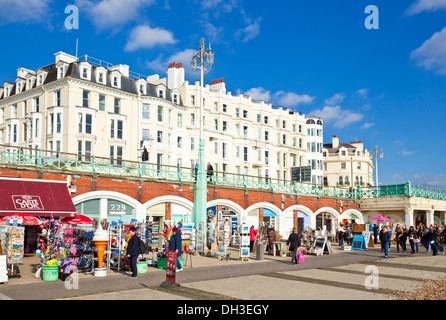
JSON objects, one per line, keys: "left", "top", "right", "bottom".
{"left": 371, "top": 145, "right": 383, "bottom": 195}
{"left": 191, "top": 38, "right": 214, "bottom": 249}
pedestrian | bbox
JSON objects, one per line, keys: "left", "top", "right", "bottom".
{"left": 206, "top": 162, "right": 214, "bottom": 182}
{"left": 126, "top": 227, "right": 141, "bottom": 278}
{"left": 249, "top": 225, "right": 258, "bottom": 253}
{"left": 395, "top": 224, "right": 402, "bottom": 252}
{"left": 440, "top": 226, "right": 445, "bottom": 254}
{"left": 379, "top": 225, "right": 385, "bottom": 253}
{"left": 381, "top": 225, "right": 392, "bottom": 258}
{"left": 373, "top": 224, "right": 379, "bottom": 244}
{"left": 194, "top": 160, "right": 199, "bottom": 181}
{"left": 432, "top": 227, "right": 441, "bottom": 256}
{"left": 408, "top": 226, "right": 416, "bottom": 254}
{"left": 168, "top": 227, "right": 183, "bottom": 271}
{"left": 286, "top": 228, "right": 301, "bottom": 264}
{"left": 338, "top": 226, "right": 345, "bottom": 247}
{"left": 424, "top": 226, "right": 434, "bottom": 254}
{"left": 345, "top": 225, "right": 353, "bottom": 246}
{"left": 400, "top": 225, "right": 408, "bottom": 252}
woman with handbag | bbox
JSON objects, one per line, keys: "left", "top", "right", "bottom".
{"left": 286, "top": 228, "right": 301, "bottom": 264}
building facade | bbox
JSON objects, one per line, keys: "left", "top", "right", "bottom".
{"left": 323, "top": 135, "right": 374, "bottom": 189}
{"left": 0, "top": 51, "right": 321, "bottom": 185}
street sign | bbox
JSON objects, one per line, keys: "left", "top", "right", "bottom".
{"left": 166, "top": 250, "right": 177, "bottom": 284}
{"left": 291, "top": 166, "right": 312, "bottom": 182}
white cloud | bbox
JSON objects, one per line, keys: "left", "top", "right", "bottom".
{"left": 394, "top": 140, "right": 405, "bottom": 146}
{"left": 411, "top": 27, "right": 446, "bottom": 74}
{"left": 413, "top": 173, "right": 446, "bottom": 188}
{"left": 125, "top": 24, "right": 177, "bottom": 52}
{"left": 324, "top": 93, "right": 346, "bottom": 106}
{"left": 310, "top": 105, "right": 364, "bottom": 129}
{"left": 361, "top": 122, "right": 374, "bottom": 129}
{"left": 355, "top": 88, "right": 370, "bottom": 98}
{"left": 0, "top": 0, "right": 52, "bottom": 25}
{"left": 75, "top": 0, "right": 155, "bottom": 30}
{"left": 235, "top": 18, "right": 261, "bottom": 42}
{"left": 400, "top": 150, "right": 418, "bottom": 156}
{"left": 405, "top": 0, "right": 446, "bottom": 15}
{"left": 244, "top": 87, "right": 314, "bottom": 108}
{"left": 145, "top": 49, "right": 194, "bottom": 73}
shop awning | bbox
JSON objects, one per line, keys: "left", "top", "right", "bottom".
{"left": 0, "top": 177, "right": 76, "bottom": 217}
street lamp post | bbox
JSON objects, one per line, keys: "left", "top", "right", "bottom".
{"left": 371, "top": 145, "right": 383, "bottom": 195}
{"left": 191, "top": 38, "right": 214, "bottom": 250}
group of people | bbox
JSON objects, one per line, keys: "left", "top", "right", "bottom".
{"left": 379, "top": 223, "right": 445, "bottom": 258}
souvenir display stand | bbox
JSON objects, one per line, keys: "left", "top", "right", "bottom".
{"left": 0, "top": 223, "right": 25, "bottom": 279}
{"left": 59, "top": 225, "right": 95, "bottom": 277}
{"left": 108, "top": 221, "right": 125, "bottom": 271}
{"left": 239, "top": 224, "right": 250, "bottom": 261}
{"left": 0, "top": 254, "right": 7, "bottom": 283}
{"left": 146, "top": 220, "right": 160, "bottom": 265}
{"left": 181, "top": 223, "right": 194, "bottom": 267}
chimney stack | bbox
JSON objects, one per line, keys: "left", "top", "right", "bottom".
{"left": 333, "top": 135, "right": 339, "bottom": 149}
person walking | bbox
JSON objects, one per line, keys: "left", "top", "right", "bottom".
{"left": 168, "top": 227, "right": 183, "bottom": 271}
{"left": 206, "top": 162, "right": 214, "bottom": 183}
{"left": 126, "top": 227, "right": 141, "bottom": 278}
{"left": 432, "top": 227, "right": 441, "bottom": 256}
{"left": 338, "top": 226, "right": 345, "bottom": 247}
{"left": 249, "top": 225, "right": 258, "bottom": 253}
{"left": 373, "top": 224, "right": 379, "bottom": 244}
{"left": 379, "top": 225, "right": 386, "bottom": 253}
{"left": 408, "top": 226, "right": 416, "bottom": 254}
{"left": 440, "top": 226, "right": 445, "bottom": 254}
{"left": 395, "top": 224, "right": 402, "bottom": 252}
{"left": 345, "top": 225, "right": 353, "bottom": 246}
{"left": 286, "top": 228, "right": 302, "bottom": 264}
{"left": 424, "top": 226, "right": 434, "bottom": 254}
{"left": 400, "top": 225, "right": 408, "bottom": 252}
{"left": 381, "top": 226, "right": 392, "bottom": 258}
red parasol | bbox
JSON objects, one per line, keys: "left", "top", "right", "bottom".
{"left": 0, "top": 212, "right": 42, "bottom": 225}
{"left": 60, "top": 214, "right": 93, "bottom": 225}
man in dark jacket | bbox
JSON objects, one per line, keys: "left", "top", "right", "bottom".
{"left": 380, "top": 226, "right": 391, "bottom": 258}
{"left": 287, "top": 228, "right": 301, "bottom": 264}
{"left": 373, "top": 224, "right": 379, "bottom": 244}
{"left": 168, "top": 227, "right": 183, "bottom": 271}
{"left": 126, "top": 227, "right": 141, "bottom": 278}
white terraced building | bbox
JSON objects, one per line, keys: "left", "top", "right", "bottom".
{"left": 0, "top": 51, "right": 323, "bottom": 183}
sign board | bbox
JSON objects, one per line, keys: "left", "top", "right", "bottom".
{"left": 166, "top": 250, "right": 177, "bottom": 284}
{"left": 362, "top": 231, "right": 371, "bottom": 248}
{"left": 291, "top": 166, "right": 312, "bottom": 182}
{"left": 352, "top": 234, "right": 366, "bottom": 251}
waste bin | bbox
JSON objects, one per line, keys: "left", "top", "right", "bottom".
{"left": 255, "top": 243, "right": 265, "bottom": 260}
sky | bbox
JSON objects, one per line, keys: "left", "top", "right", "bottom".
{"left": 0, "top": 0, "right": 445, "bottom": 189}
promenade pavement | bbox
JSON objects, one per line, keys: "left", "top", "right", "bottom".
{"left": 0, "top": 244, "right": 445, "bottom": 301}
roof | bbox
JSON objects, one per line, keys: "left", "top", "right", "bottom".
{"left": 323, "top": 142, "right": 357, "bottom": 154}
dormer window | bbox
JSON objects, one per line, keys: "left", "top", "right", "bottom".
{"left": 58, "top": 67, "right": 65, "bottom": 79}
{"left": 5, "top": 87, "right": 9, "bottom": 97}
{"left": 38, "top": 74, "right": 43, "bottom": 86}
{"left": 158, "top": 89, "right": 164, "bottom": 99}
{"left": 173, "top": 94, "right": 178, "bottom": 104}
{"left": 113, "top": 77, "right": 118, "bottom": 86}
{"left": 17, "top": 83, "right": 22, "bottom": 93}
{"left": 82, "top": 68, "right": 88, "bottom": 79}
{"left": 98, "top": 73, "right": 104, "bottom": 83}
{"left": 79, "top": 62, "right": 92, "bottom": 81}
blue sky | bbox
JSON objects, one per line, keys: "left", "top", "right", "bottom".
{"left": 0, "top": 0, "right": 445, "bottom": 189}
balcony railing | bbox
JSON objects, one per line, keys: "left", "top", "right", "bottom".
{"left": 0, "top": 144, "right": 444, "bottom": 201}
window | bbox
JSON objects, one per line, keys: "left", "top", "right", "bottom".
{"left": 222, "top": 104, "right": 227, "bottom": 112}
{"left": 357, "top": 162, "right": 361, "bottom": 170}
{"left": 236, "top": 146, "right": 240, "bottom": 158}
{"left": 110, "top": 119, "right": 123, "bottom": 139}
{"left": 222, "top": 143, "right": 227, "bottom": 158}
{"left": 110, "top": 146, "right": 123, "bottom": 165}
{"left": 222, "top": 121, "right": 227, "bottom": 132}
{"left": 48, "top": 114, "right": 54, "bottom": 135}
{"left": 265, "top": 131, "right": 269, "bottom": 141}
{"left": 98, "top": 73, "right": 104, "bottom": 83}
{"left": 214, "top": 119, "right": 218, "bottom": 130}
{"left": 113, "top": 77, "right": 118, "bottom": 87}
{"left": 99, "top": 95, "right": 105, "bottom": 111}
{"left": 158, "top": 90, "right": 164, "bottom": 99}
{"left": 34, "top": 97, "right": 40, "bottom": 112}
{"left": 58, "top": 67, "right": 64, "bottom": 79}
{"left": 12, "top": 124, "right": 17, "bottom": 143}
{"left": 56, "top": 113, "right": 62, "bottom": 133}
{"left": 85, "top": 114, "right": 92, "bottom": 134}
{"left": 339, "top": 176, "right": 343, "bottom": 185}
{"left": 157, "top": 131, "right": 163, "bottom": 143}
{"left": 214, "top": 102, "right": 218, "bottom": 112}
{"left": 78, "top": 112, "right": 93, "bottom": 134}
{"left": 191, "top": 113, "right": 195, "bottom": 126}
{"left": 282, "top": 134, "right": 286, "bottom": 145}
{"left": 243, "top": 147, "right": 248, "bottom": 161}
{"left": 299, "top": 125, "right": 302, "bottom": 133}
{"left": 341, "top": 150, "right": 346, "bottom": 156}
{"left": 177, "top": 113, "right": 183, "bottom": 128}
{"left": 345, "top": 176, "right": 349, "bottom": 185}
{"left": 341, "top": 162, "right": 346, "bottom": 170}
{"left": 82, "top": 90, "right": 89, "bottom": 108}
{"left": 257, "top": 114, "right": 261, "bottom": 123}
{"left": 243, "top": 126, "right": 248, "bottom": 137}
{"left": 82, "top": 68, "right": 88, "bottom": 79}
{"left": 77, "top": 141, "right": 82, "bottom": 161}
{"left": 114, "top": 98, "right": 120, "bottom": 114}
{"left": 85, "top": 141, "right": 92, "bottom": 161}
{"left": 157, "top": 106, "right": 163, "bottom": 122}
{"left": 142, "top": 129, "right": 150, "bottom": 141}
{"left": 56, "top": 91, "right": 61, "bottom": 107}
{"left": 191, "top": 95, "right": 195, "bottom": 106}
{"left": 173, "top": 94, "right": 178, "bottom": 104}
{"left": 243, "top": 110, "right": 248, "bottom": 118}
{"left": 282, "top": 120, "right": 286, "bottom": 129}
{"left": 264, "top": 116, "right": 268, "bottom": 124}
{"left": 235, "top": 108, "right": 240, "bottom": 117}
{"left": 265, "top": 151, "right": 269, "bottom": 165}
{"left": 214, "top": 142, "right": 218, "bottom": 154}
{"left": 177, "top": 137, "right": 182, "bottom": 148}
{"left": 12, "top": 104, "right": 17, "bottom": 118}
{"left": 299, "top": 139, "right": 302, "bottom": 149}
{"left": 191, "top": 137, "right": 195, "bottom": 151}
{"left": 292, "top": 124, "right": 296, "bottom": 132}
{"left": 35, "top": 119, "right": 40, "bottom": 138}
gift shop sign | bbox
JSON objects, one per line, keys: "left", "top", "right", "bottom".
{"left": 12, "top": 195, "right": 44, "bottom": 211}
{"left": 166, "top": 250, "right": 177, "bottom": 284}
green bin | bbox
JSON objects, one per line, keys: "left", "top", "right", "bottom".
{"left": 136, "top": 261, "right": 148, "bottom": 274}
{"left": 157, "top": 257, "right": 184, "bottom": 270}
{"left": 42, "top": 265, "right": 59, "bottom": 282}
